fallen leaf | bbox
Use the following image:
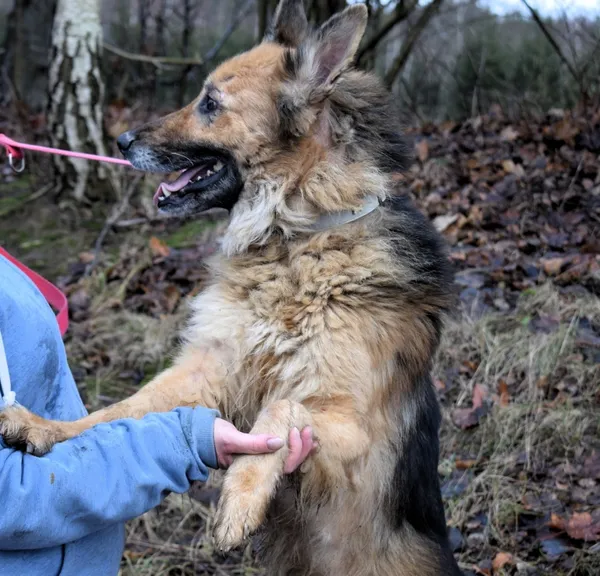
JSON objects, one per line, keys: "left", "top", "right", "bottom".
{"left": 492, "top": 552, "right": 513, "bottom": 570}
{"left": 164, "top": 285, "right": 180, "bottom": 313}
{"left": 123, "top": 549, "right": 148, "bottom": 561}
{"left": 433, "top": 214, "right": 459, "bottom": 232}
{"left": 500, "top": 126, "right": 519, "bottom": 141}
{"left": 536, "top": 375, "right": 549, "bottom": 390}
{"left": 455, "top": 459, "right": 478, "bottom": 470}
{"left": 549, "top": 512, "right": 600, "bottom": 541}
{"left": 416, "top": 139, "right": 429, "bottom": 163}
{"left": 448, "top": 527, "right": 464, "bottom": 552}
{"left": 541, "top": 257, "right": 565, "bottom": 275}
{"left": 582, "top": 452, "right": 600, "bottom": 479}
{"left": 540, "top": 537, "right": 570, "bottom": 559}
{"left": 452, "top": 407, "right": 485, "bottom": 429}
{"left": 79, "top": 251, "right": 95, "bottom": 264}
{"left": 434, "top": 378, "right": 446, "bottom": 391}
{"left": 473, "top": 559, "right": 492, "bottom": 575}
{"left": 472, "top": 383, "right": 487, "bottom": 410}
{"left": 566, "top": 512, "right": 600, "bottom": 541}
{"left": 149, "top": 237, "right": 170, "bottom": 258}
{"left": 441, "top": 475, "right": 470, "bottom": 499}
{"left": 455, "top": 271, "right": 486, "bottom": 289}
{"left": 530, "top": 313, "right": 560, "bottom": 334}
{"left": 554, "top": 118, "right": 580, "bottom": 143}
{"left": 502, "top": 159, "right": 516, "bottom": 173}
{"left": 498, "top": 379, "right": 510, "bottom": 407}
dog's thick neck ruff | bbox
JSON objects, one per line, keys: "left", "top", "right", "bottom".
{"left": 307, "top": 194, "right": 380, "bottom": 232}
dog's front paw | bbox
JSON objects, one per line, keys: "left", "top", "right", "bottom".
{"left": 213, "top": 458, "right": 273, "bottom": 551}
{"left": 0, "top": 406, "right": 66, "bottom": 456}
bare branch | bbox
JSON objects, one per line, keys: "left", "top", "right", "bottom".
{"left": 384, "top": 0, "right": 444, "bottom": 89}
{"left": 204, "top": 0, "right": 256, "bottom": 62}
{"left": 85, "top": 175, "right": 142, "bottom": 277}
{"left": 520, "top": 0, "right": 580, "bottom": 85}
{"left": 103, "top": 43, "right": 206, "bottom": 68}
{"left": 357, "top": 0, "right": 419, "bottom": 64}
{"left": 103, "top": 0, "right": 255, "bottom": 70}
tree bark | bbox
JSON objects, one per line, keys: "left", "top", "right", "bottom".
{"left": 47, "top": 0, "right": 116, "bottom": 201}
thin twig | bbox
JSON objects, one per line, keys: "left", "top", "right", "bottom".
{"left": 471, "top": 43, "right": 487, "bottom": 118}
{"left": 357, "top": 0, "right": 419, "bottom": 64}
{"left": 384, "top": 0, "right": 445, "bottom": 89}
{"left": 103, "top": 0, "right": 255, "bottom": 70}
{"left": 205, "top": 0, "right": 256, "bottom": 62}
{"left": 559, "top": 156, "right": 583, "bottom": 211}
{"left": 103, "top": 43, "right": 206, "bottom": 68}
{"left": 0, "top": 183, "right": 53, "bottom": 218}
{"left": 85, "top": 175, "right": 142, "bottom": 277}
{"left": 520, "top": 0, "right": 582, "bottom": 91}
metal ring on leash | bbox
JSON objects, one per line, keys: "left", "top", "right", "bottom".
{"left": 8, "top": 152, "right": 25, "bottom": 173}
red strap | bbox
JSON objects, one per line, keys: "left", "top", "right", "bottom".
{"left": 0, "top": 248, "right": 69, "bottom": 337}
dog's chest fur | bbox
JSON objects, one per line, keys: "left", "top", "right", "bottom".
{"left": 184, "top": 231, "right": 396, "bottom": 425}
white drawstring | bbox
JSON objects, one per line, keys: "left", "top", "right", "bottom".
{"left": 0, "top": 330, "right": 16, "bottom": 406}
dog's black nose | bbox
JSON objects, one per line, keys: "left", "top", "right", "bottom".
{"left": 117, "top": 131, "right": 137, "bottom": 152}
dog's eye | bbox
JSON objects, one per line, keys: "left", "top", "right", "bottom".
{"left": 199, "top": 95, "right": 219, "bottom": 115}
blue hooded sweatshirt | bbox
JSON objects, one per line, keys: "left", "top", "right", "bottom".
{"left": 0, "top": 255, "right": 219, "bottom": 575}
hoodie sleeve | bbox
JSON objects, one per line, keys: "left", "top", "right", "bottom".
{"left": 0, "top": 406, "right": 219, "bottom": 550}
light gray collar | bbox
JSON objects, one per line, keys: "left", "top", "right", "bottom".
{"left": 308, "top": 195, "right": 381, "bottom": 232}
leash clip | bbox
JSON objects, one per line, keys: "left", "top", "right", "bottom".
{"left": 8, "top": 151, "right": 25, "bottom": 174}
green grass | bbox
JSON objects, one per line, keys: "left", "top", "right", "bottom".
{"left": 163, "top": 219, "right": 217, "bottom": 249}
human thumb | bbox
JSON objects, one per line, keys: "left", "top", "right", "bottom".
{"left": 231, "top": 432, "right": 284, "bottom": 454}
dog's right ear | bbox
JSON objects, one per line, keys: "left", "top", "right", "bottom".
{"left": 266, "top": 0, "right": 308, "bottom": 47}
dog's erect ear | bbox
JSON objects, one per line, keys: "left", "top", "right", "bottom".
{"left": 311, "top": 4, "right": 368, "bottom": 86}
{"left": 277, "top": 4, "right": 368, "bottom": 138}
{"left": 267, "top": 0, "right": 308, "bottom": 47}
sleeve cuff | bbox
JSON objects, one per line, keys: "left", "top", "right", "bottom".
{"left": 190, "top": 406, "right": 220, "bottom": 470}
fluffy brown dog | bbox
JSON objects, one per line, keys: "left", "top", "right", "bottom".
{"left": 0, "top": 2, "right": 461, "bottom": 574}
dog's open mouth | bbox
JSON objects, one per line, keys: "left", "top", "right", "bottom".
{"left": 154, "top": 158, "right": 227, "bottom": 208}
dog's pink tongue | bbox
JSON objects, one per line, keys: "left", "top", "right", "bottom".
{"left": 153, "top": 166, "right": 205, "bottom": 206}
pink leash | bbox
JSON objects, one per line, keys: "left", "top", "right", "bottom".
{"left": 0, "top": 133, "right": 132, "bottom": 172}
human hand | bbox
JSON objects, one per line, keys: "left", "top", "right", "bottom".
{"left": 213, "top": 418, "right": 317, "bottom": 472}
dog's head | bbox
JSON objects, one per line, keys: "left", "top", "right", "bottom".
{"left": 118, "top": 1, "right": 407, "bottom": 253}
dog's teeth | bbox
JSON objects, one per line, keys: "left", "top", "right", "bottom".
{"left": 206, "top": 170, "right": 214, "bottom": 177}
{"left": 214, "top": 161, "right": 224, "bottom": 172}
{"left": 162, "top": 189, "right": 171, "bottom": 198}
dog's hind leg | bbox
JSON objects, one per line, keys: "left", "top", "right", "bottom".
{"left": 0, "top": 345, "right": 228, "bottom": 455}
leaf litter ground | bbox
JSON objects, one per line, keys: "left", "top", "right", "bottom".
{"left": 1, "top": 108, "right": 599, "bottom": 575}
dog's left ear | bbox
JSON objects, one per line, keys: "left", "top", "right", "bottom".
{"left": 310, "top": 4, "right": 368, "bottom": 88}
{"left": 278, "top": 4, "right": 368, "bottom": 137}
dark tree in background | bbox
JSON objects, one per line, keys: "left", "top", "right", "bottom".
{"left": 0, "top": 0, "right": 57, "bottom": 110}
{"left": 308, "top": 0, "right": 347, "bottom": 22}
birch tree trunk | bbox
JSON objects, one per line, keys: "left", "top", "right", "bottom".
{"left": 47, "top": 0, "right": 116, "bottom": 202}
